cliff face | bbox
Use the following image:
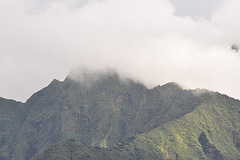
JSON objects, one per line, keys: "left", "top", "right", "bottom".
{"left": 1, "top": 72, "right": 240, "bottom": 160}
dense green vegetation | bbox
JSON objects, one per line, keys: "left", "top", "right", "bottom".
{"left": 32, "top": 93, "right": 240, "bottom": 160}
{"left": 1, "top": 71, "right": 240, "bottom": 159}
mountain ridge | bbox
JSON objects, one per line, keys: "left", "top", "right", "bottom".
{"left": 32, "top": 91, "right": 240, "bottom": 160}
{"left": 0, "top": 71, "right": 239, "bottom": 160}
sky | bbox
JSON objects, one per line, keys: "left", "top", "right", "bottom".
{"left": 0, "top": 0, "right": 240, "bottom": 102}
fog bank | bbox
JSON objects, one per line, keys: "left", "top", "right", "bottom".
{"left": 1, "top": 0, "right": 240, "bottom": 101}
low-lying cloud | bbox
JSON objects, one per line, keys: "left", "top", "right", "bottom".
{"left": 0, "top": 0, "right": 240, "bottom": 101}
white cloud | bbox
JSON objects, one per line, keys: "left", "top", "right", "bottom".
{"left": 0, "top": 0, "right": 240, "bottom": 102}
{"left": 211, "top": 0, "right": 240, "bottom": 45}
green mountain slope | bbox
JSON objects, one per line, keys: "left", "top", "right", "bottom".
{"left": 1, "top": 71, "right": 240, "bottom": 159}
{"left": 32, "top": 93, "right": 240, "bottom": 160}
{"left": 118, "top": 93, "right": 240, "bottom": 160}
{"left": 11, "top": 72, "right": 205, "bottom": 160}
{"left": 0, "top": 98, "right": 25, "bottom": 160}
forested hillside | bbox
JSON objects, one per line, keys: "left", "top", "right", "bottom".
{"left": 0, "top": 72, "right": 240, "bottom": 160}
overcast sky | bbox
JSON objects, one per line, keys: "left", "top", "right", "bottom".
{"left": 0, "top": 0, "right": 240, "bottom": 102}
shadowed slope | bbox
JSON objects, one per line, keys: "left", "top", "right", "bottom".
{"left": 0, "top": 98, "right": 25, "bottom": 160}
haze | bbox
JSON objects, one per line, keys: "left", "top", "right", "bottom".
{"left": 0, "top": 0, "right": 240, "bottom": 102}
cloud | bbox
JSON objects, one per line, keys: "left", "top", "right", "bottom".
{"left": 0, "top": 0, "right": 240, "bottom": 101}
{"left": 169, "top": 0, "right": 223, "bottom": 19}
{"left": 211, "top": 0, "right": 240, "bottom": 45}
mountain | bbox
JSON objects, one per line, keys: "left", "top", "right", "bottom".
{"left": 32, "top": 92, "right": 240, "bottom": 160}
{"left": 0, "top": 71, "right": 240, "bottom": 160}
{"left": 0, "top": 98, "right": 25, "bottom": 160}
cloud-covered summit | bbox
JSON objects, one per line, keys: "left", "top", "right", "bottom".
{"left": 0, "top": 0, "right": 240, "bottom": 101}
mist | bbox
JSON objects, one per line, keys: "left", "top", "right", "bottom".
{"left": 1, "top": 0, "right": 240, "bottom": 102}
